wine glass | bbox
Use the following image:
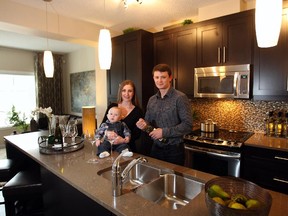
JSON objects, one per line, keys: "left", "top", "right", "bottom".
{"left": 86, "top": 129, "right": 99, "bottom": 164}
{"left": 59, "top": 124, "right": 69, "bottom": 147}
{"left": 68, "top": 124, "right": 78, "bottom": 144}
{"left": 104, "top": 128, "right": 117, "bottom": 161}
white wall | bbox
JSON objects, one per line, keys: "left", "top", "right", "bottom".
{"left": 198, "top": 0, "right": 256, "bottom": 22}
{"left": 63, "top": 47, "right": 107, "bottom": 128}
{"left": 0, "top": 47, "right": 34, "bottom": 72}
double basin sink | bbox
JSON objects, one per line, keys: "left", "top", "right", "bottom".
{"left": 97, "top": 161, "right": 204, "bottom": 210}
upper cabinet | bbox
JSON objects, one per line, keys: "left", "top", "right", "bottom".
{"left": 154, "top": 26, "right": 197, "bottom": 98}
{"left": 196, "top": 10, "right": 254, "bottom": 67}
{"left": 107, "top": 30, "right": 154, "bottom": 110}
{"left": 253, "top": 12, "right": 288, "bottom": 101}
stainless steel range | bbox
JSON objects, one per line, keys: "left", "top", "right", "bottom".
{"left": 184, "top": 129, "right": 253, "bottom": 177}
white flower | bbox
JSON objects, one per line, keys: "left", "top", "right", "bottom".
{"left": 31, "top": 107, "right": 53, "bottom": 119}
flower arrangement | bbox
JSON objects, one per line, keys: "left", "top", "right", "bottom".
{"left": 31, "top": 107, "right": 53, "bottom": 119}
{"left": 32, "top": 107, "right": 53, "bottom": 135}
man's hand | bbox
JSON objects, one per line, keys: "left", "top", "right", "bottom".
{"left": 149, "top": 128, "right": 163, "bottom": 140}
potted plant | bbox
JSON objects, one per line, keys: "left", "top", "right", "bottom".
{"left": 182, "top": 19, "right": 193, "bottom": 26}
{"left": 123, "top": 27, "right": 138, "bottom": 34}
{"left": 8, "top": 105, "right": 29, "bottom": 132}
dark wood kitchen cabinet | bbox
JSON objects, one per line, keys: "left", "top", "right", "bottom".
{"left": 196, "top": 10, "right": 254, "bottom": 67}
{"left": 253, "top": 13, "right": 288, "bottom": 101}
{"left": 154, "top": 26, "right": 197, "bottom": 98}
{"left": 107, "top": 29, "right": 154, "bottom": 110}
{"left": 241, "top": 146, "right": 288, "bottom": 195}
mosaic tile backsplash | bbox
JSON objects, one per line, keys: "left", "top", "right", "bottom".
{"left": 190, "top": 98, "right": 288, "bottom": 133}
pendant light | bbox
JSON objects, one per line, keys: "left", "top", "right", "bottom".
{"left": 255, "top": 0, "right": 282, "bottom": 48}
{"left": 98, "top": 0, "right": 112, "bottom": 70}
{"left": 98, "top": 29, "right": 112, "bottom": 70}
{"left": 43, "top": 0, "right": 54, "bottom": 78}
{"left": 43, "top": 50, "right": 54, "bottom": 78}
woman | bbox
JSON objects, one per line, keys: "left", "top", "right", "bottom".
{"left": 101, "top": 80, "right": 143, "bottom": 153}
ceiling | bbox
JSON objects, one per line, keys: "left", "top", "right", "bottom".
{"left": 0, "top": 0, "right": 253, "bottom": 54}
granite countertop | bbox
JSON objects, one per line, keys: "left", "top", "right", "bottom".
{"left": 4, "top": 131, "right": 288, "bottom": 216}
{"left": 245, "top": 133, "right": 288, "bottom": 152}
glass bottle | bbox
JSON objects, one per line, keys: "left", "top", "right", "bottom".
{"left": 275, "top": 111, "right": 283, "bottom": 137}
{"left": 54, "top": 123, "right": 63, "bottom": 144}
{"left": 142, "top": 124, "right": 166, "bottom": 142}
{"left": 267, "top": 111, "right": 275, "bottom": 137}
{"left": 283, "top": 113, "right": 288, "bottom": 138}
{"left": 264, "top": 112, "right": 269, "bottom": 135}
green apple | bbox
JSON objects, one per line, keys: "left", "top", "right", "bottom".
{"left": 208, "top": 184, "right": 231, "bottom": 200}
{"left": 246, "top": 199, "right": 261, "bottom": 209}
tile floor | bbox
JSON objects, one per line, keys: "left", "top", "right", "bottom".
{"left": 0, "top": 147, "right": 7, "bottom": 215}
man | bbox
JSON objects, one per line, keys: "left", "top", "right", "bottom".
{"left": 136, "top": 64, "right": 193, "bottom": 165}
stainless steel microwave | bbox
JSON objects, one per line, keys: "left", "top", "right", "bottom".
{"left": 194, "top": 64, "right": 251, "bottom": 99}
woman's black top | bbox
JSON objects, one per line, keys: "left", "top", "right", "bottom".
{"left": 101, "top": 103, "right": 143, "bottom": 152}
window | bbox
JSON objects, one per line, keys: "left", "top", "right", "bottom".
{"left": 0, "top": 72, "right": 36, "bottom": 128}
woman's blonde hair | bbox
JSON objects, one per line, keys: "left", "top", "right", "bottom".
{"left": 117, "top": 80, "right": 140, "bottom": 107}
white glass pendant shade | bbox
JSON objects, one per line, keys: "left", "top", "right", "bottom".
{"left": 255, "top": 0, "right": 282, "bottom": 48}
{"left": 98, "top": 29, "right": 112, "bottom": 70}
{"left": 43, "top": 50, "right": 54, "bottom": 78}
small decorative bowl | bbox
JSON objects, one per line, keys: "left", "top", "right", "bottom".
{"left": 205, "top": 176, "right": 272, "bottom": 216}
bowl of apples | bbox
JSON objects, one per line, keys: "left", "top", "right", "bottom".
{"left": 205, "top": 176, "right": 272, "bottom": 216}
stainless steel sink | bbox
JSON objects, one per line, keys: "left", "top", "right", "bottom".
{"left": 97, "top": 161, "right": 161, "bottom": 191}
{"left": 135, "top": 173, "right": 204, "bottom": 210}
{"left": 98, "top": 161, "right": 204, "bottom": 210}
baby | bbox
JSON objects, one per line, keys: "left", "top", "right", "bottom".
{"left": 95, "top": 107, "right": 133, "bottom": 158}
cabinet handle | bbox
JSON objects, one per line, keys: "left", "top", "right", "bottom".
{"left": 223, "top": 46, "right": 226, "bottom": 63}
{"left": 274, "top": 156, "right": 288, "bottom": 161}
{"left": 173, "top": 78, "right": 176, "bottom": 88}
{"left": 273, "top": 177, "right": 288, "bottom": 184}
{"left": 218, "top": 47, "right": 221, "bottom": 63}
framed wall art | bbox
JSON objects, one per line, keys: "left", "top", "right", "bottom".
{"left": 70, "top": 70, "right": 96, "bottom": 113}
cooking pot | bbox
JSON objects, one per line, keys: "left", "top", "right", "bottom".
{"left": 201, "top": 119, "right": 218, "bottom": 132}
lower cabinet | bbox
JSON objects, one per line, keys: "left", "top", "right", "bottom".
{"left": 41, "top": 166, "right": 113, "bottom": 216}
{"left": 241, "top": 146, "right": 288, "bottom": 194}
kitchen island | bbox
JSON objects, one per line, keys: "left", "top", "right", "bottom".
{"left": 4, "top": 131, "right": 288, "bottom": 216}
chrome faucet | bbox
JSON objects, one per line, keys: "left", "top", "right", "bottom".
{"left": 112, "top": 151, "right": 147, "bottom": 197}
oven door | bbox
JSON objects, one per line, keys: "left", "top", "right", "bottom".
{"left": 184, "top": 144, "right": 241, "bottom": 177}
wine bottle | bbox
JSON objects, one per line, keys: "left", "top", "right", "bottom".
{"left": 283, "top": 113, "right": 288, "bottom": 138}
{"left": 142, "top": 124, "right": 166, "bottom": 142}
{"left": 275, "top": 111, "right": 283, "bottom": 137}
{"left": 267, "top": 111, "right": 275, "bottom": 137}
{"left": 54, "top": 123, "right": 63, "bottom": 144}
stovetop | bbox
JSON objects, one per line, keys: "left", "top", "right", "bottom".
{"left": 184, "top": 129, "right": 254, "bottom": 148}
